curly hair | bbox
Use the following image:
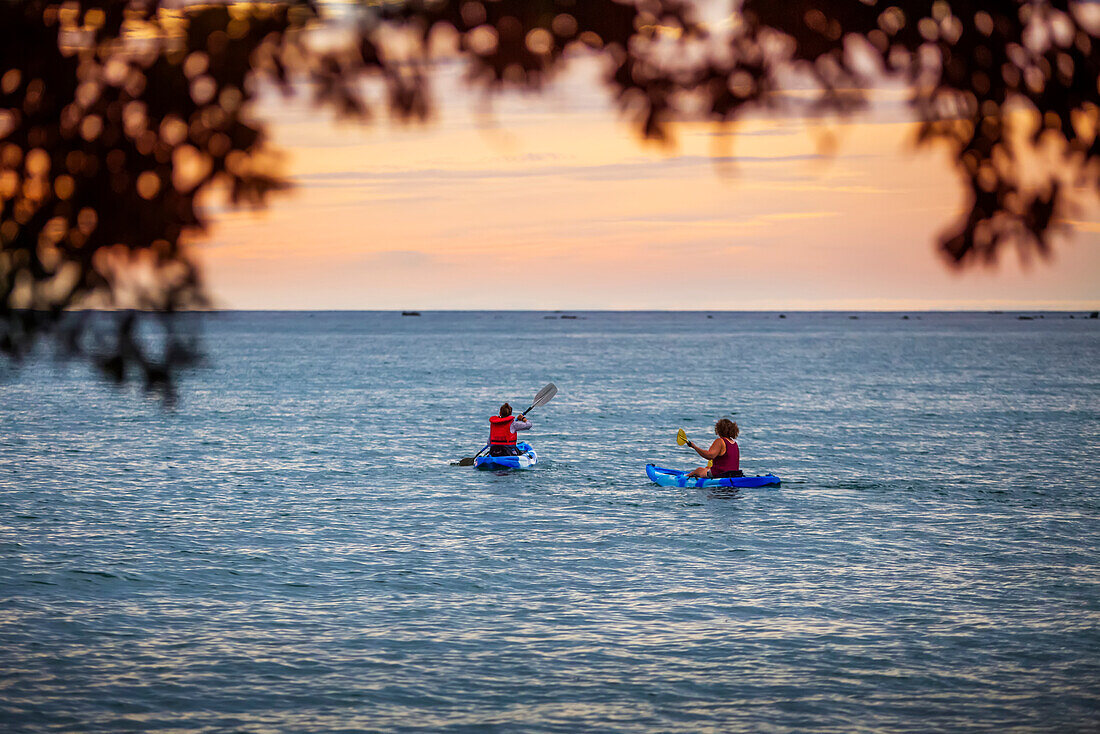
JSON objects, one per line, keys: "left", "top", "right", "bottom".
{"left": 715, "top": 418, "right": 740, "bottom": 440}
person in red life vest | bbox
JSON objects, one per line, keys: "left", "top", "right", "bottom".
{"left": 488, "top": 403, "right": 532, "bottom": 456}
{"left": 685, "top": 418, "right": 743, "bottom": 479}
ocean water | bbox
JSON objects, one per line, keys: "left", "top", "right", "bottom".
{"left": 1, "top": 311, "right": 1098, "bottom": 732}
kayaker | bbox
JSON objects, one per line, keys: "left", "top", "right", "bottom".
{"left": 488, "top": 403, "right": 531, "bottom": 457}
{"left": 685, "top": 419, "right": 743, "bottom": 478}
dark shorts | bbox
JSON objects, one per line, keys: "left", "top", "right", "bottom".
{"left": 489, "top": 445, "right": 522, "bottom": 457}
{"left": 710, "top": 469, "right": 744, "bottom": 478}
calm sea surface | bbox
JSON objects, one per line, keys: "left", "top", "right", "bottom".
{"left": 2, "top": 311, "right": 1099, "bottom": 732}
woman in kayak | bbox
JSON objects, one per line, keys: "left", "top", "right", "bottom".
{"left": 685, "top": 419, "right": 742, "bottom": 478}
{"left": 488, "top": 403, "right": 531, "bottom": 456}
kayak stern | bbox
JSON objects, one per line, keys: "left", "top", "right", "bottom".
{"left": 474, "top": 442, "right": 538, "bottom": 471}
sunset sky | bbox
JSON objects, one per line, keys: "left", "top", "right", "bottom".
{"left": 195, "top": 59, "right": 1100, "bottom": 311}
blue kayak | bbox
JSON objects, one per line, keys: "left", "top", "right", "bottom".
{"left": 474, "top": 442, "right": 538, "bottom": 471}
{"left": 646, "top": 464, "right": 780, "bottom": 488}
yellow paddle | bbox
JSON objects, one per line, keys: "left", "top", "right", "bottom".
{"left": 676, "top": 429, "right": 711, "bottom": 467}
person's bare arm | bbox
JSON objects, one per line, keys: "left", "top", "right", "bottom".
{"left": 688, "top": 438, "right": 724, "bottom": 460}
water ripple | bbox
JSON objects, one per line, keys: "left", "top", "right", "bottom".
{"left": 1, "top": 312, "right": 1098, "bottom": 732}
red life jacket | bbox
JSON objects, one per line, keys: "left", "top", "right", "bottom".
{"left": 489, "top": 415, "right": 516, "bottom": 446}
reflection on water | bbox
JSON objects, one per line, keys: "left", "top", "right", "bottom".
{"left": 1, "top": 311, "right": 1098, "bottom": 732}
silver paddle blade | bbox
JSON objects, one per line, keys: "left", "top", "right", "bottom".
{"left": 530, "top": 382, "right": 557, "bottom": 409}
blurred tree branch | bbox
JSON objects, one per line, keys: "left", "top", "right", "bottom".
{"left": 2, "top": 0, "right": 1097, "bottom": 394}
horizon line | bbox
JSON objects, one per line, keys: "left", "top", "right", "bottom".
{"left": 52, "top": 307, "right": 1100, "bottom": 314}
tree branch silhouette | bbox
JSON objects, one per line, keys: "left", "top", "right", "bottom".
{"left": 2, "top": 1, "right": 1097, "bottom": 394}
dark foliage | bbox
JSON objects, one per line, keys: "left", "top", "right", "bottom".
{"left": 2, "top": 1, "right": 1097, "bottom": 393}
{"left": 1, "top": 0, "right": 304, "bottom": 394}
